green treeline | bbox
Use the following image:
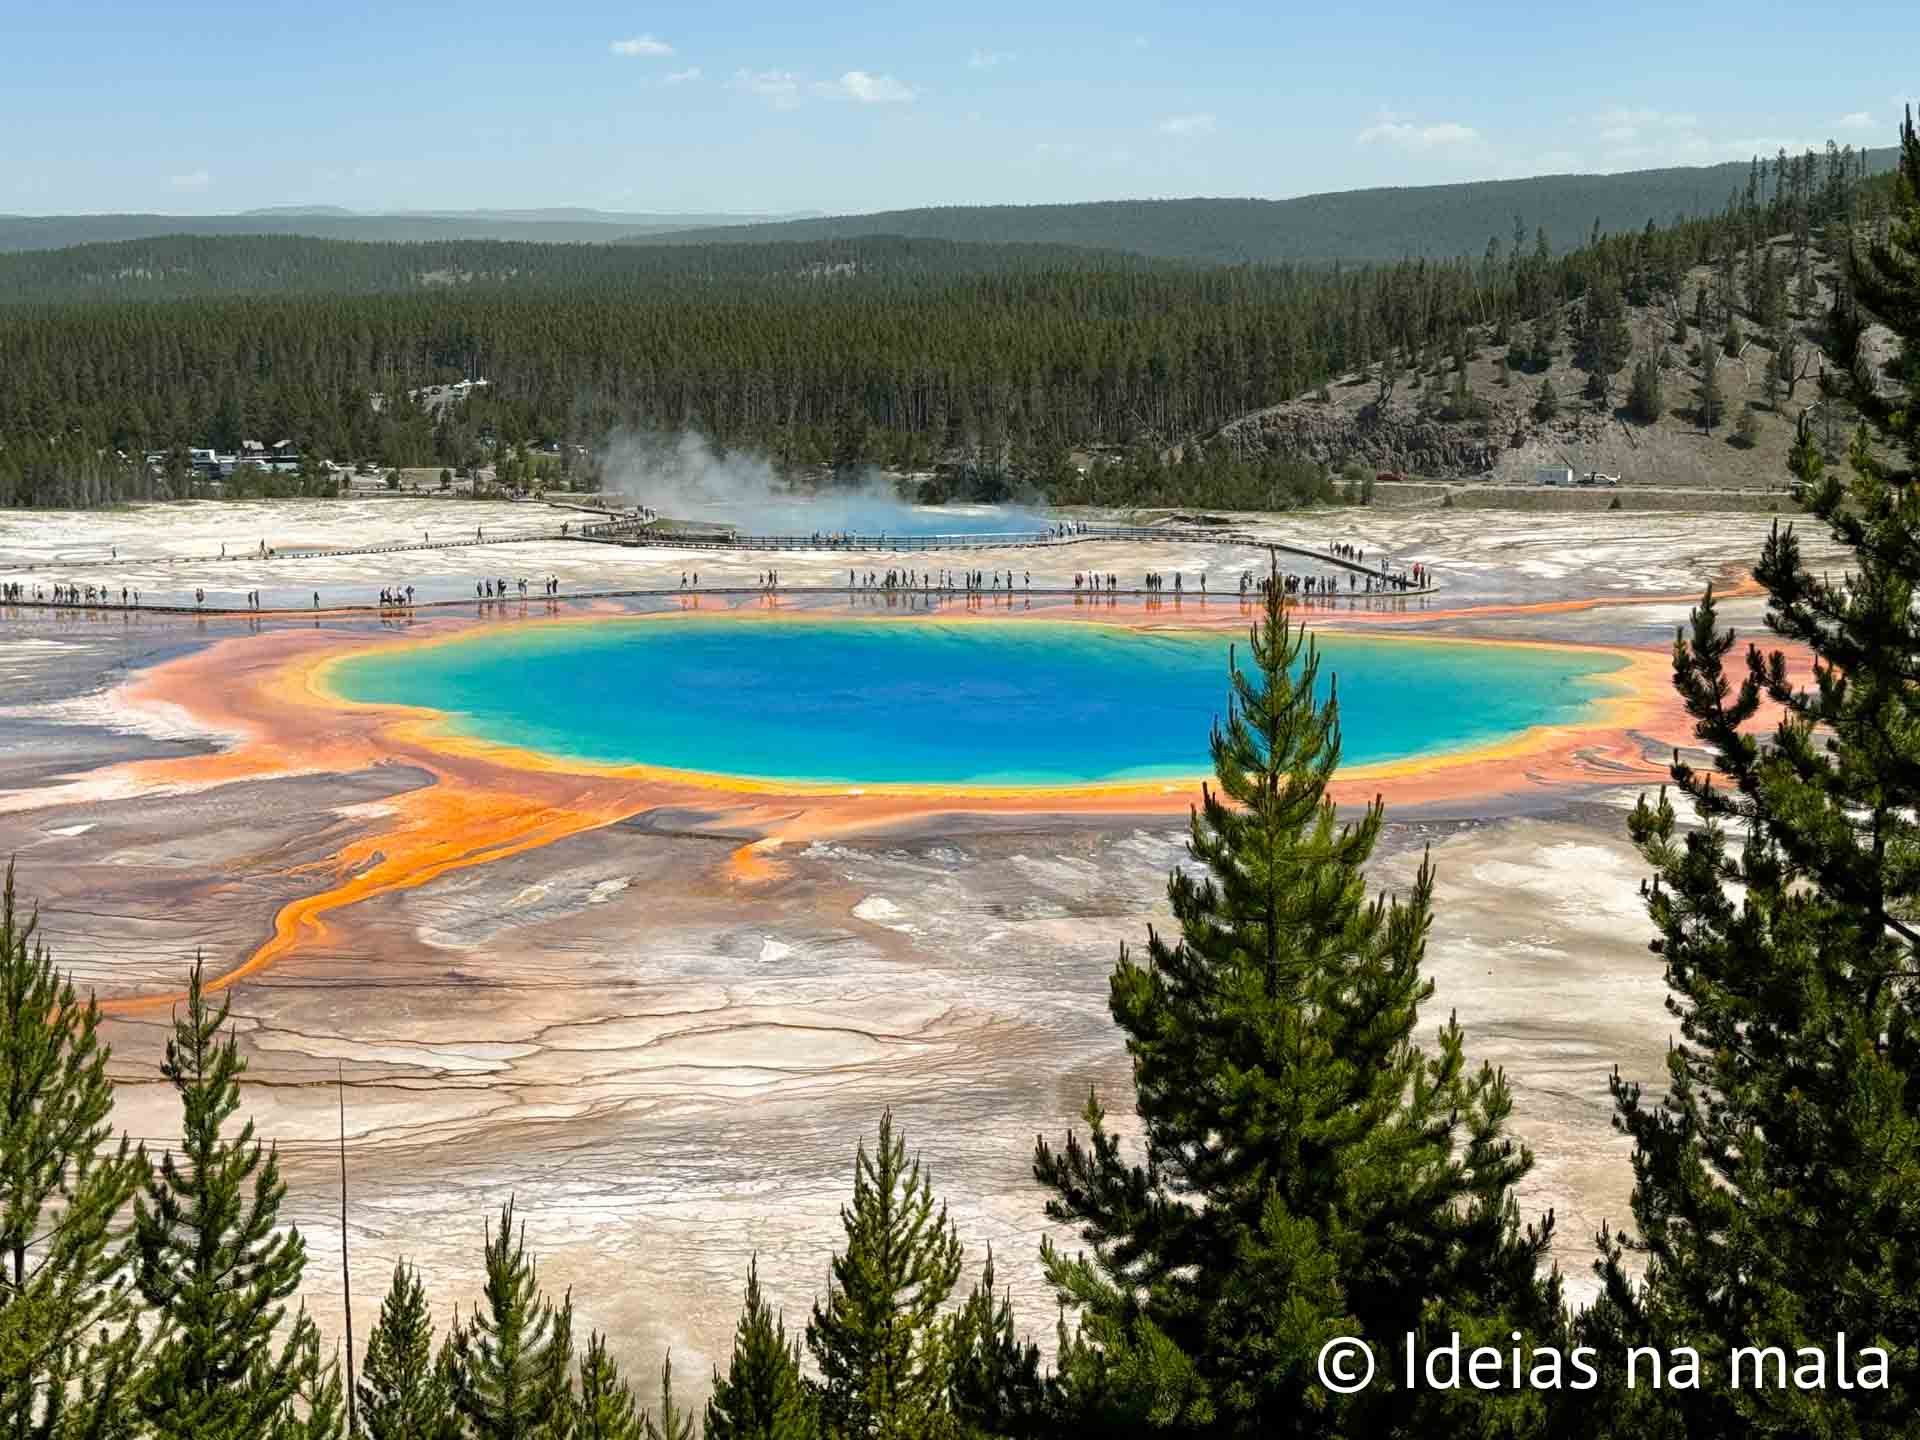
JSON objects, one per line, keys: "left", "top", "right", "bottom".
{"left": 0, "top": 147, "right": 1893, "bottom": 510}
{"left": 0, "top": 234, "right": 1162, "bottom": 306}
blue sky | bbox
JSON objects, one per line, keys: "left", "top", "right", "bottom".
{"left": 5, "top": 0, "right": 1915, "bottom": 215}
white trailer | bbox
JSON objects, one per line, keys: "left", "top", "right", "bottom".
{"left": 1535, "top": 465, "right": 1574, "bottom": 487}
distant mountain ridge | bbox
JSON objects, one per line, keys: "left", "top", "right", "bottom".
{"left": 629, "top": 151, "right": 1900, "bottom": 263}
{"left": 4, "top": 148, "right": 1895, "bottom": 263}
{"left": 239, "top": 205, "right": 824, "bottom": 223}
{"left": 0, "top": 209, "right": 816, "bottom": 252}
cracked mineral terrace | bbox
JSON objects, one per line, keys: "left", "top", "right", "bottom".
{"left": 0, "top": 497, "right": 1838, "bottom": 1406}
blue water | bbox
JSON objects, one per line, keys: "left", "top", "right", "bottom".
{"left": 685, "top": 499, "right": 1047, "bottom": 537}
{"left": 329, "top": 618, "right": 1627, "bottom": 786}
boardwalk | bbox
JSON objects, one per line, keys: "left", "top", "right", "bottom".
{"left": 573, "top": 520, "right": 1194, "bottom": 551}
{"left": 1, "top": 579, "right": 1437, "bottom": 620}
{"left": 1, "top": 517, "right": 1434, "bottom": 616}
{"left": 574, "top": 520, "right": 1415, "bottom": 587}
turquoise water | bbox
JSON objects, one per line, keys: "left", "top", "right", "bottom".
{"left": 328, "top": 617, "right": 1627, "bottom": 786}
{"left": 687, "top": 499, "right": 1048, "bottom": 537}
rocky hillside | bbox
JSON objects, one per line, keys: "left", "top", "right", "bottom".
{"left": 1216, "top": 235, "right": 1896, "bottom": 494}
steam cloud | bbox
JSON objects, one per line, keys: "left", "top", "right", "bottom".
{"left": 593, "top": 430, "right": 1042, "bottom": 536}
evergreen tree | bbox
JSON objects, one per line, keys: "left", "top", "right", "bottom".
{"left": 1527, "top": 311, "right": 1556, "bottom": 370}
{"left": 1627, "top": 354, "right": 1666, "bottom": 422}
{"left": 575, "top": 1333, "right": 641, "bottom": 1440}
{"left": 707, "top": 1259, "right": 815, "bottom": 1440}
{"left": 135, "top": 957, "right": 317, "bottom": 1440}
{"left": 1583, "top": 113, "right": 1920, "bottom": 1437}
{"left": 1442, "top": 367, "right": 1484, "bottom": 421}
{"left": 1773, "top": 327, "right": 1806, "bottom": 404}
{"left": 1848, "top": 105, "right": 1920, "bottom": 475}
{"left": 1575, "top": 274, "right": 1632, "bottom": 377}
{"left": 1533, "top": 376, "right": 1560, "bottom": 420}
{"left": 641, "top": 1355, "right": 693, "bottom": 1440}
{"left": 1733, "top": 400, "right": 1759, "bottom": 447}
{"left": 1033, "top": 580, "right": 1559, "bottom": 1438}
{"left": 946, "top": 1253, "right": 1046, "bottom": 1440}
{"left": 277, "top": 1328, "right": 347, "bottom": 1440}
{"left": 806, "top": 1111, "right": 964, "bottom": 1440}
{"left": 0, "top": 864, "right": 147, "bottom": 1440}
{"left": 450, "top": 1199, "right": 576, "bottom": 1440}
{"left": 358, "top": 1262, "right": 460, "bottom": 1440}
{"left": 1697, "top": 354, "right": 1723, "bottom": 431}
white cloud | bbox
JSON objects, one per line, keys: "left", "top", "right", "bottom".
{"left": 1596, "top": 128, "right": 1819, "bottom": 169}
{"left": 815, "top": 70, "right": 915, "bottom": 104}
{"left": 1562, "top": 107, "right": 1824, "bottom": 171}
{"left": 1356, "top": 110, "right": 1478, "bottom": 151}
{"left": 610, "top": 35, "right": 674, "bottom": 57}
{"left": 1159, "top": 112, "right": 1217, "bottom": 137}
{"left": 167, "top": 169, "right": 211, "bottom": 192}
{"left": 664, "top": 67, "right": 701, "bottom": 85}
{"left": 1837, "top": 110, "right": 1874, "bottom": 130}
{"left": 968, "top": 49, "right": 1014, "bottom": 68}
{"left": 731, "top": 69, "right": 803, "bottom": 108}
{"left": 1593, "top": 107, "right": 1697, "bottom": 140}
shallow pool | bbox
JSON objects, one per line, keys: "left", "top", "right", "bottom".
{"left": 327, "top": 617, "right": 1627, "bottom": 787}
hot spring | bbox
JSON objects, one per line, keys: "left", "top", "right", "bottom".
{"left": 325, "top": 617, "right": 1629, "bottom": 788}
{"left": 679, "top": 499, "right": 1050, "bottom": 538}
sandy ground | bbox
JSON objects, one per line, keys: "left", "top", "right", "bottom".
{"left": 0, "top": 494, "right": 1785, "bottom": 611}
{"left": 0, "top": 497, "right": 1849, "bottom": 1404}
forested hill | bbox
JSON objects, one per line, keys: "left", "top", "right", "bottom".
{"left": 634, "top": 148, "right": 1899, "bottom": 262}
{"left": 0, "top": 234, "right": 1160, "bottom": 304}
{"left": 0, "top": 209, "right": 801, "bottom": 252}
{"left": 0, "top": 134, "right": 1894, "bottom": 510}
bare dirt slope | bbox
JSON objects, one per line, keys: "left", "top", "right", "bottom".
{"left": 1216, "top": 235, "right": 1897, "bottom": 496}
